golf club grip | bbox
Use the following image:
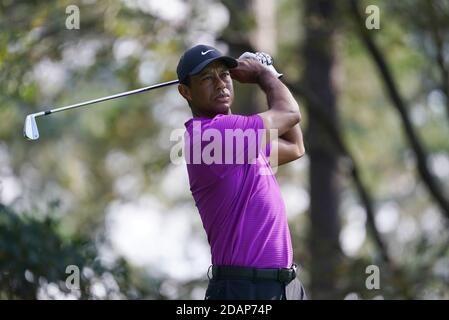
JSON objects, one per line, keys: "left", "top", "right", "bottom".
{"left": 239, "top": 52, "right": 283, "bottom": 79}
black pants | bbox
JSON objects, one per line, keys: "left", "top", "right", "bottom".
{"left": 205, "top": 278, "right": 307, "bottom": 300}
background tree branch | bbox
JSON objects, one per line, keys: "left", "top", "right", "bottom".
{"left": 349, "top": 0, "right": 449, "bottom": 221}
{"left": 426, "top": 1, "right": 449, "bottom": 123}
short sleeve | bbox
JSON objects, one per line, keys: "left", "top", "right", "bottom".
{"left": 264, "top": 141, "right": 271, "bottom": 158}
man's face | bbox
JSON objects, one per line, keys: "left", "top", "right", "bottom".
{"left": 179, "top": 60, "right": 234, "bottom": 117}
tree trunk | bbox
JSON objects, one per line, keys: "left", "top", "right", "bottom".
{"left": 303, "top": 0, "right": 342, "bottom": 299}
{"left": 220, "top": 0, "right": 277, "bottom": 115}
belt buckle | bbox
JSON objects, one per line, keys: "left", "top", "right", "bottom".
{"left": 291, "top": 263, "right": 298, "bottom": 279}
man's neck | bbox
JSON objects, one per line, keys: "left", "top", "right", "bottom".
{"left": 191, "top": 109, "right": 232, "bottom": 118}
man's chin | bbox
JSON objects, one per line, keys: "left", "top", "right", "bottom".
{"left": 215, "top": 103, "right": 231, "bottom": 115}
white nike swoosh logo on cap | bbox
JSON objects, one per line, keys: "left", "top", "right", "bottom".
{"left": 201, "top": 49, "right": 214, "bottom": 55}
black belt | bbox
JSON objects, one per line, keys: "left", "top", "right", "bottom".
{"left": 211, "top": 264, "right": 298, "bottom": 284}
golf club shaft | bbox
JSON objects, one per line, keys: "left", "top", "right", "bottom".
{"left": 35, "top": 79, "right": 179, "bottom": 118}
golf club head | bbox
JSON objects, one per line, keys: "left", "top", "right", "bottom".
{"left": 24, "top": 114, "right": 39, "bottom": 140}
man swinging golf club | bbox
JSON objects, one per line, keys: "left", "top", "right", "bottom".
{"left": 177, "top": 44, "right": 307, "bottom": 300}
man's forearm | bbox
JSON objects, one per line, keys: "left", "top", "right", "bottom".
{"left": 258, "top": 70, "right": 304, "bottom": 151}
{"left": 257, "top": 70, "right": 301, "bottom": 116}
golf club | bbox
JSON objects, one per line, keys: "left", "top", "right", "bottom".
{"left": 23, "top": 79, "right": 180, "bottom": 140}
{"left": 24, "top": 52, "right": 282, "bottom": 141}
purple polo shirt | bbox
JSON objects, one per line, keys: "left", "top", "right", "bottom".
{"left": 184, "top": 114, "right": 293, "bottom": 268}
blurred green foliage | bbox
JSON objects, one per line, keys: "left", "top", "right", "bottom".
{"left": 0, "top": 203, "right": 145, "bottom": 299}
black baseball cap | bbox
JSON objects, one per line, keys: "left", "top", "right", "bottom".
{"left": 176, "top": 44, "right": 238, "bottom": 83}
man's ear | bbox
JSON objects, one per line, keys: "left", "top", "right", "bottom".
{"left": 178, "top": 84, "right": 192, "bottom": 102}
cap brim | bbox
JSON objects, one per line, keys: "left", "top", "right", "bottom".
{"left": 188, "top": 56, "right": 238, "bottom": 78}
